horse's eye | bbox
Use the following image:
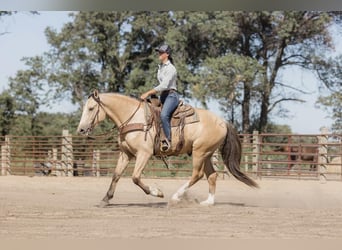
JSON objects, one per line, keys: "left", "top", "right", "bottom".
{"left": 89, "top": 107, "right": 95, "bottom": 111}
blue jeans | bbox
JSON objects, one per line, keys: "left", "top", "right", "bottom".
{"left": 160, "top": 91, "right": 179, "bottom": 141}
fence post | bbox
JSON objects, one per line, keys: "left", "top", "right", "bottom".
{"left": 1, "top": 136, "right": 11, "bottom": 176}
{"left": 92, "top": 149, "right": 100, "bottom": 177}
{"left": 318, "top": 127, "right": 329, "bottom": 182}
{"left": 252, "top": 130, "right": 260, "bottom": 177}
{"left": 61, "top": 130, "right": 73, "bottom": 177}
{"left": 1, "top": 145, "right": 5, "bottom": 176}
{"left": 50, "top": 148, "right": 58, "bottom": 176}
{"left": 242, "top": 135, "right": 249, "bottom": 172}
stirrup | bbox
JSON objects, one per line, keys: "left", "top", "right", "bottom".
{"left": 160, "top": 139, "right": 171, "bottom": 152}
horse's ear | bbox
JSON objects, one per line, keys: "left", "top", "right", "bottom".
{"left": 93, "top": 89, "right": 99, "bottom": 98}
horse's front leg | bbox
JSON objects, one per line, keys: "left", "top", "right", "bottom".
{"left": 132, "top": 151, "right": 164, "bottom": 198}
{"left": 100, "top": 151, "right": 131, "bottom": 207}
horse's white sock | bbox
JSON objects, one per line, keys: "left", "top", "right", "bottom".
{"left": 149, "top": 186, "right": 164, "bottom": 198}
{"left": 172, "top": 181, "right": 190, "bottom": 200}
{"left": 149, "top": 186, "right": 159, "bottom": 197}
{"left": 200, "top": 193, "right": 215, "bottom": 205}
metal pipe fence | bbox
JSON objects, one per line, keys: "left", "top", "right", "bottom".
{"left": 1, "top": 129, "right": 341, "bottom": 180}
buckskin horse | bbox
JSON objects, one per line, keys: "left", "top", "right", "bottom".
{"left": 77, "top": 90, "right": 258, "bottom": 207}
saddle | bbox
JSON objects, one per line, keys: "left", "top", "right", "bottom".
{"left": 145, "top": 97, "right": 199, "bottom": 156}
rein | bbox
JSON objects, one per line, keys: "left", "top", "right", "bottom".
{"left": 86, "top": 125, "right": 116, "bottom": 139}
{"left": 88, "top": 93, "right": 142, "bottom": 138}
{"left": 117, "top": 101, "right": 142, "bottom": 133}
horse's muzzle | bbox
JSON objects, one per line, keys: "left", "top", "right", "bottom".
{"left": 77, "top": 127, "right": 92, "bottom": 136}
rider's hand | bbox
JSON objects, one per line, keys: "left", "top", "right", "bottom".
{"left": 140, "top": 92, "right": 149, "bottom": 100}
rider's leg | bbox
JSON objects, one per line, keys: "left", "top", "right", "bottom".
{"left": 160, "top": 92, "right": 179, "bottom": 150}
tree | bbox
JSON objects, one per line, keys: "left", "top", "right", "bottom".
{"left": 43, "top": 11, "right": 175, "bottom": 108}
{"left": 189, "top": 11, "right": 337, "bottom": 133}
{"left": 4, "top": 11, "right": 341, "bottom": 136}
{"left": 253, "top": 11, "right": 333, "bottom": 132}
{"left": 317, "top": 92, "right": 342, "bottom": 133}
{"left": 192, "top": 54, "right": 263, "bottom": 132}
{"left": 315, "top": 55, "right": 342, "bottom": 133}
{"left": 7, "top": 112, "right": 80, "bottom": 136}
{"left": 0, "top": 91, "right": 16, "bottom": 136}
{"left": 8, "top": 56, "right": 46, "bottom": 136}
{"left": 2, "top": 11, "right": 180, "bottom": 135}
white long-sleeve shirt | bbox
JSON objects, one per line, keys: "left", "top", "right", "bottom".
{"left": 153, "top": 60, "right": 177, "bottom": 92}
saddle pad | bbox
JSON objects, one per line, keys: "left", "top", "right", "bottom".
{"left": 171, "top": 107, "right": 199, "bottom": 127}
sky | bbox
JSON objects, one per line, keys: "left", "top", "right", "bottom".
{"left": 0, "top": 11, "right": 338, "bottom": 134}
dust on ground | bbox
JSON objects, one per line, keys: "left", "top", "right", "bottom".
{"left": 1, "top": 176, "right": 342, "bottom": 239}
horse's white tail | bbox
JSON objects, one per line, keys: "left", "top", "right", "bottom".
{"left": 220, "top": 123, "right": 259, "bottom": 188}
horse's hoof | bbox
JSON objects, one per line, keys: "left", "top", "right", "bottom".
{"left": 170, "top": 196, "right": 181, "bottom": 204}
{"left": 150, "top": 187, "right": 164, "bottom": 198}
{"left": 200, "top": 200, "right": 215, "bottom": 206}
{"left": 98, "top": 200, "right": 109, "bottom": 208}
{"left": 167, "top": 198, "right": 180, "bottom": 208}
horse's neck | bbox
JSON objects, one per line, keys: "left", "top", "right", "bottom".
{"left": 100, "top": 93, "right": 143, "bottom": 126}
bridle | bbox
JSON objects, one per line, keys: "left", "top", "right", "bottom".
{"left": 86, "top": 93, "right": 105, "bottom": 136}
{"left": 87, "top": 93, "right": 142, "bottom": 138}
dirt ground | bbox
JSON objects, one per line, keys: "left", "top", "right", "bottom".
{"left": 1, "top": 175, "right": 342, "bottom": 239}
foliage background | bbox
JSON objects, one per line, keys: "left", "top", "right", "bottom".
{"left": 0, "top": 11, "right": 341, "bottom": 136}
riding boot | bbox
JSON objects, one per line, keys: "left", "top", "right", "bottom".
{"left": 160, "top": 139, "right": 171, "bottom": 152}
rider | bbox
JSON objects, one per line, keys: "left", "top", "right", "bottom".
{"left": 140, "top": 44, "right": 179, "bottom": 152}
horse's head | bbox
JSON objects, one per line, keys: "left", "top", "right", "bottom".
{"left": 77, "top": 89, "right": 107, "bottom": 135}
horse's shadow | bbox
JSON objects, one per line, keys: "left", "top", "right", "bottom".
{"left": 215, "top": 201, "right": 258, "bottom": 207}
{"left": 97, "top": 202, "right": 168, "bottom": 209}
{"left": 96, "top": 201, "right": 256, "bottom": 209}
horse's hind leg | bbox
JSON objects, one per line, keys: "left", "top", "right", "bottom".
{"left": 171, "top": 152, "right": 205, "bottom": 201}
{"left": 100, "top": 151, "right": 131, "bottom": 207}
{"left": 200, "top": 157, "right": 218, "bottom": 206}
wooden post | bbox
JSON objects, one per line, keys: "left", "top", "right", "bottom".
{"left": 252, "top": 130, "right": 259, "bottom": 177}
{"left": 1, "top": 145, "right": 6, "bottom": 176}
{"left": 242, "top": 135, "right": 249, "bottom": 172}
{"left": 50, "top": 148, "right": 58, "bottom": 176}
{"left": 318, "top": 127, "right": 329, "bottom": 182}
{"left": 62, "top": 130, "right": 73, "bottom": 177}
{"left": 1, "top": 136, "right": 11, "bottom": 176}
{"left": 266, "top": 155, "right": 272, "bottom": 176}
{"left": 92, "top": 149, "right": 100, "bottom": 177}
